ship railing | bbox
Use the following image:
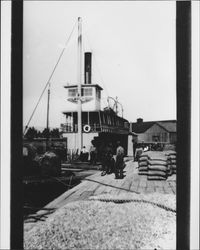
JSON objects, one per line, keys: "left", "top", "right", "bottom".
{"left": 61, "top": 123, "right": 129, "bottom": 133}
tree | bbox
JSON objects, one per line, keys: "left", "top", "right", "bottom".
{"left": 37, "top": 131, "right": 42, "bottom": 138}
{"left": 41, "top": 128, "right": 50, "bottom": 138}
{"left": 25, "top": 127, "right": 39, "bottom": 140}
{"left": 50, "top": 128, "right": 60, "bottom": 138}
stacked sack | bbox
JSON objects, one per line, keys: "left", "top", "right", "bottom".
{"left": 163, "top": 150, "right": 176, "bottom": 175}
{"left": 138, "top": 151, "right": 171, "bottom": 180}
{"left": 138, "top": 153, "right": 149, "bottom": 175}
{"left": 147, "top": 152, "right": 169, "bottom": 181}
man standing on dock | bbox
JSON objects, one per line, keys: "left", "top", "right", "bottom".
{"left": 100, "top": 142, "right": 114, "bottom": 176}
{"left": 132, "top": 139, "right": 137, "bottom": 161}
{"left": 89, "top": 140, "right": 97, "bottom": 165}
{"left": 106, "top": 142, "right": 114, "bottom": 174}
{"left": 115, "top": 141, "right": 125, "bottom": 179}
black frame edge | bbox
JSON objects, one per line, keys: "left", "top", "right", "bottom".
{"left": 176, "top": 1, "right": 191, "bottom": 250}
{"left": 11, "top": 1, "right": 23, "bottom": 249}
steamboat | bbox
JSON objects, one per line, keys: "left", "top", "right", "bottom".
{"left": 23, "top": 17, "right": 130, "bottom": 216}
{"left": 61, "top": 17, "right": 130, "bottom": 156}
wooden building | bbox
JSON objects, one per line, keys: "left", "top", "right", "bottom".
{"left": 129, "top": 118, "right": 177, "bottom": 144}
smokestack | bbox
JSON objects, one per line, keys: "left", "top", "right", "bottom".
{"left": 84, "top": 52, "right": 92, "bottom": 84}
{"left": 137, "top": 118, "right": 143, "bottom": 124}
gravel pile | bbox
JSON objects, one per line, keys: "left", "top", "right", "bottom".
{"left": 24, "top": 193, "right": 176, "bottom": 250}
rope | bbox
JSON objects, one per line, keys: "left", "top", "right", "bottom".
{"left": 23, "top": 20, "right": 78, "bottom": 136}
{"left": 49, "top": 176, "right": 75, "bottom": 188}
{"left": 84, "top": 178, "right": 140, "bottom": 194}
{"left": 67, "top": 175, "right": 73, "bottom": 191}
{"left": 89, "top": 198, "right": 176, "bottom": 213}
{"left": 24, "top": 206, "right": 55, "bottom": 211}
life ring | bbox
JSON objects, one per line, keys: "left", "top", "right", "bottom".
{"left": 83, "top": 125, "right": 91, "bottom": 133}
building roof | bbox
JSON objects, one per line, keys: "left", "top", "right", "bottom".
{"left": 156, "top": 121, "right": 177, "bottom": 133}
{"left": 131, "top": 119, "right": 176, "bottom": 133}
{"left": 131, "top": 121, "right": 155, "bottom": 133}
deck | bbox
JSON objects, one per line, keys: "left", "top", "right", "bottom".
{"left": 43, "top": 160, "right": 176, "bottom": 211}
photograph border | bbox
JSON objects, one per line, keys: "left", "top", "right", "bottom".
{"left": 7, "top": 1, "right": 198, "bottom": 249}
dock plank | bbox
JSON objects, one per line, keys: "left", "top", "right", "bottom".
{"left": 153, "top": 180, "right": 165, "bottom": 193}
{"left": 129, "top": 174, "right": 140, "bottom": 193}
{"left": 43, "top": 160, "right": 176, "bottom": 210}
{"left": 163, "top": 181, "right": 173, "bottom": 194}
{"left": 145, "top": 179, "right": 155, "bottom": 193}
{"left": 168, "top": 181, "right": 176, "bottom": 194}
{"left": 137, "top": 175, "right": 147, "bottom": 193}
{"left": 105, "top": 176, "right": 123, "bottom": 195}
{"left": 117, "top": 175, "right": 135, "bottom": 195}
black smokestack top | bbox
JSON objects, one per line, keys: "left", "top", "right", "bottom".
{"left": 137, "top": 118, "right": 143, "bottom": 124}
{"left": 84, "top": 52, "right": 92, "bottom": 84}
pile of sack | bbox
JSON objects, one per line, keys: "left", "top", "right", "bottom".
{"left": 163, "top": 150, "right": 176, "bottom": 175}
{"left": 147, "top": 152, "right": 169, "bottom": 181}
{"left": 138, "top": 154, "right": 149, "bottom": 176}
{"left": 138, "top": 150, "right": 176, "bottom": 180}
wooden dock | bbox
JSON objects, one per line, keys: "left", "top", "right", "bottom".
{"left": 44, "top": 160, "right": 176, "bottom": 210}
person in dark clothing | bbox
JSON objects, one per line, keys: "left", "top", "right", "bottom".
{"left": 105, "top": 143, "right": 114, "bottom": 174}
{"left": 89, "top": 141, "right": 97, "bottom": 165}
{"left": 132, "top": 139, "right": 137, "bottom": 161}
{"left": 115, "top": 141, "right": 125, "bottom": 179}
{"left": 80, "top": 146, "right": 89, "bottom": 162}
{"left": 141, "top": 141, "right": 145, "bottom": 150}
{"left": 100, "top": 142, "right": 114, "bottom": 176}
{"left": 100, "top": 144, "right": 107, "bottom": 176}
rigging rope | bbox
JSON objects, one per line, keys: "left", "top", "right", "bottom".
{"left": 23, "top": 20, "right": 78, "bottom": 136}
{"left": 89, "top": 198, "right": 176, "bottom": 213}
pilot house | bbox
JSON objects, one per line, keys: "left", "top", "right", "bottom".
{"left": 60, "top": 52, "right": 129, "bottom": 154}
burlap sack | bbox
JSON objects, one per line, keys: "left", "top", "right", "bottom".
{"left": 139, "top": 161, "right": 148, "bottom": 167}
{"left": 138, "top": 166, "right": 148, "bottom": 171}
{"left": 148, "top": 160, "right": 167, "bottom": 166}
{"left": 147, "top": 175, "right": 167, "bottom": 180}
{"left": 148, "top": 170, "right": 167, "bottom": 177}
{"left": 138, "top": 171, "right": 148, "bottom": 175}
{"left": 148, "top": 165, "right": 168, "bottom": 172}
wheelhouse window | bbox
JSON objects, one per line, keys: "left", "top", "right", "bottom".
{"left": 68, "top": 88, "right": 77, "bottom": 97}
{"left": 82, "top": 87, "right": 93, "bottom": 96}
{"left": 96, "top": 89, "right": 101, "bottom": 99}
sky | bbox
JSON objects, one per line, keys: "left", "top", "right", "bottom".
{"left": 23, "top": 1, "right": 176, "bottom": 129}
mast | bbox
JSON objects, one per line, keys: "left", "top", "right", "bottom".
{"left": 46, "top": 82, "right": 50, "bottom": 131}
{"left": 77, "top": 17, "right": 83, "bottom": 152}
{"left": 46, "top": 82, "right": 50, "bottom": 149}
